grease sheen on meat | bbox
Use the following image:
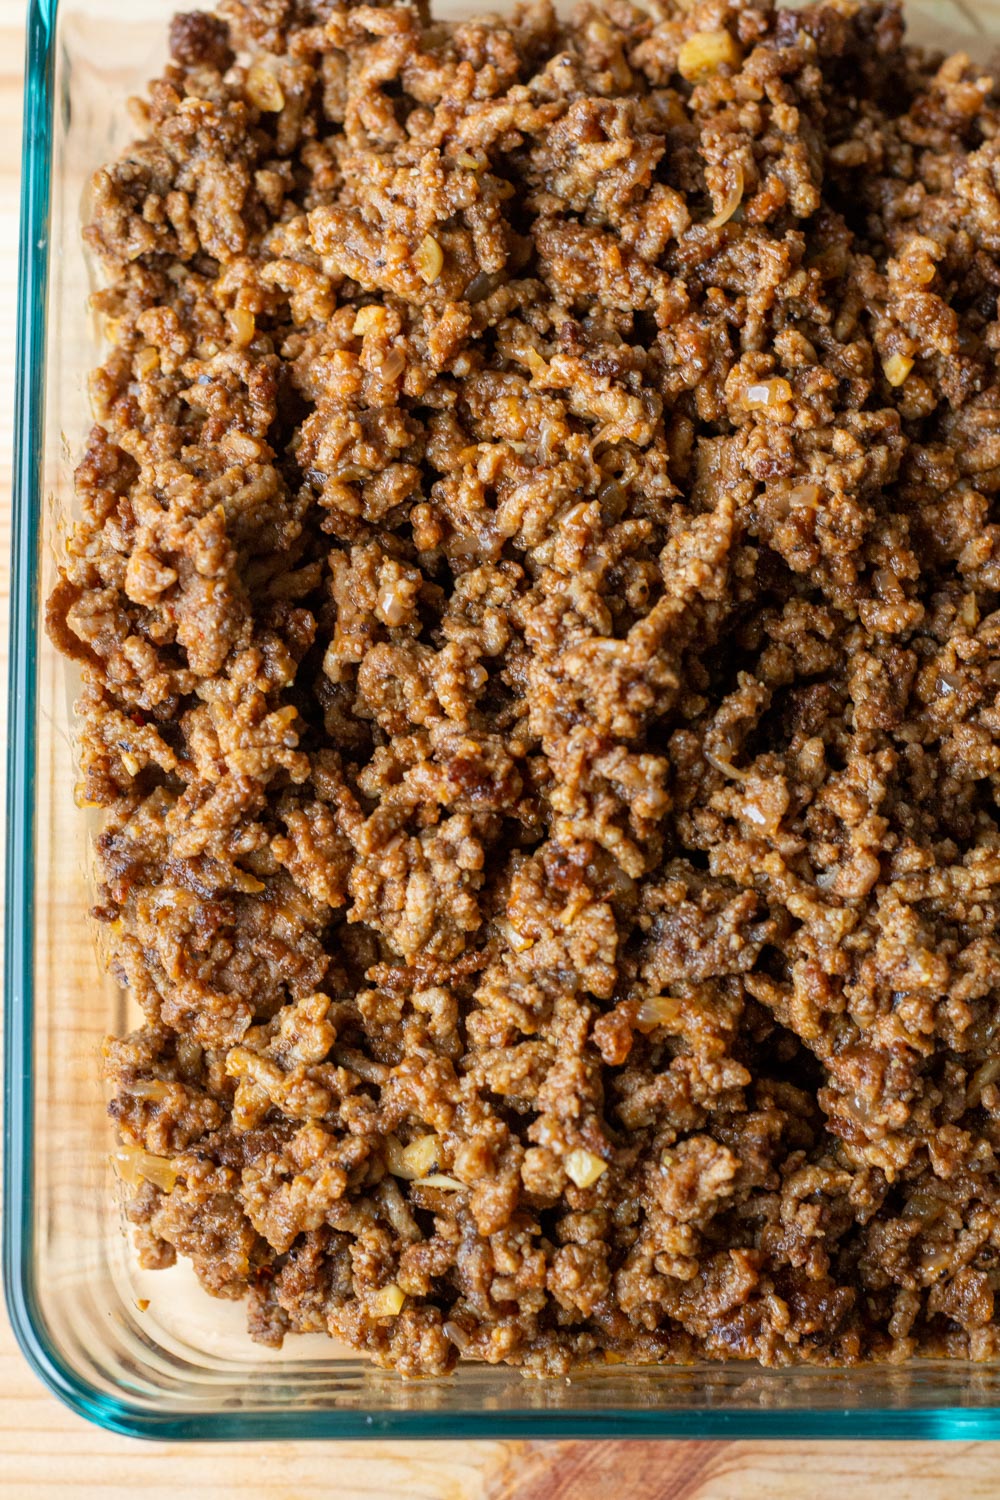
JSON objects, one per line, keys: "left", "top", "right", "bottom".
{"left": 47, "top": 0, "right": 1000, "bottom": 1373}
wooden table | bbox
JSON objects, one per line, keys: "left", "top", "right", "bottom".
{"left": 0, "top": 0, "right": 998, "bottom": 1490}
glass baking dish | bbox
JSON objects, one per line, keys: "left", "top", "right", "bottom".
{"left": 9, "top": 0, "right": 1000, "bottom": 1442}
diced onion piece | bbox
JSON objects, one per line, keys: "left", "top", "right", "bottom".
{"left": 960, "top": 593, "right": 980, "bottom": 631}
{"left": 112, "top": 1147, "right": 179, "bottom": 1193}
{"left": 386, "top": 1134, "right": 441, "bottom": 1181}
{"left": 384, "top": 1135, "right": 406, "bottom": 1175}
{"left": 228, "top": 307, "right": 256, "bottom": 346}
{"left": 121, "top": 752, "right": 141, "bottom": 776}
{"left": 873, "top": 568, "right": 903, "bottom": 601}
{"left": 446, "top": 534, "right": 483, "bottom": 563}
{"left": 908, "top": 259, "right": 936, "bottom": 285}
{"left": 636, "top": 995, "right": 684, "bottom": 1029}
{"left": 787, "top": 482, "right": 821, "bottom": 509}
{"left": 223, "top": 431, "right": 263, "bottom": 462}
{"left": 246, "top": 62, "right": 285, "bottom": 112}
{"left": 381, "top": 347, "right": 406, "bottom": 382}
{"left": 370, "top": 1283, "right": 406, "bottom": 1318}
{"left": 743, "top": 377, "right": 792, "bottom": 410}
{"left": 706, "top": 163, "right": 744, "bottom": 228}
{"left": 129, "top": 1078, "right": 173, "bottom": 1102}
{"left": 403, "top": 1135, "right": 441, "bottom": 1178}
{"left": 377, "top": 584, "right": 410, "bottom": 628}
{"left": 883, "top": 353, "right": 913, "bottom": 387}
{"left": 353, "top": 305, "right": 382, "bottom": 336}
{"left": 905, "top": 1191, "right": 945, "bottom": 1225}
{"left": 232, "top": 1077, "right": 269, "bottom": 1131}
{"left": 523, "top": 346, "right": 548, "bottom": 377}
{"left": 564, "top": 1148, "right": 608, "bottom": 1189}
{"left": 598, "top": 477, "right": 626, "bottom": 511}
{"left": 443, "top": 1319, "right": 470, "bottom": 1350}
{"left": 808, "top": 244, "right": 848, "bottom": 279}
{"left": 677, "top": 29, "right": 742, "bottom": 82}
{"left": 464, "top": 270, "right": 495, "bottom": 304}
{"left": 415, "top": 234, "right": 444, "bottom": 285}
{"left": 416, "top": 1173, "right": 467, "bottom": 1191}
{"left": 499, "top": 918, "right": 534, "bottom": 954}
{"left": 969, "top": 1057, "right": 1000, "bottom": 1106}
{"left": 705, "top": 749, "right": 748, "bottom": 781}
{"left": 920, "top": 1246, "right": 952, "bottom": 1279}
{"left": 135, "top": 347, "right": 159, "bottom": 378}
{"left": 559, "top": 896, "right": 588, "bottom": 926}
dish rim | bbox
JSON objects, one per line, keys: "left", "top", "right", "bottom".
{"left": 6, "top": 0, "right": 1000, "bottom": 1439}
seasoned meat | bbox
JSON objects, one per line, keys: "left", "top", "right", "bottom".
{"left": 51, "top": 0, "right": 1000, "bottom": 1374}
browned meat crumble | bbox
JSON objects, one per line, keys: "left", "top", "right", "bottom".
{"left": 47, "top": 0, "right": 1000, "bottom": 1374}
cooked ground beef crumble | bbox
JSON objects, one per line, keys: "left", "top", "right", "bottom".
{"left": 46, "top": 0, "right": 1000, "bottom": 1373}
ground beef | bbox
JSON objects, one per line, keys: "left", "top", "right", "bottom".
{"left": 48, "top": 0, "right": 1000, "bottom": 1375}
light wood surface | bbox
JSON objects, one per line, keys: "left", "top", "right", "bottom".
{"left": 1, "top": 0, "right": 999, "bottom": 1491}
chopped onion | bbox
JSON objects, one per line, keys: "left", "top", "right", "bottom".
{"left": 129, "top": 1078, "right": 173, "bottom": 1102}
{"left": 743, "top": 377, "right": 792, "bottom": 410}
{"left": 353, "top": 305, "right": 382, "bottom": 336}
{"left": 677, "top": 29, "right": 742, "bottom": 82}
{"left": 920, "top": 1246, "right": 952, "bottom": 1279}
{"left": 112, "top": 1147, "right": 179, "bottom": 1193}
{"left": 960, "top": 594, "right": 980, "bottom": 631}
{"left": 246, "top": 62, "right": 285, "bottom": 113}
{"left": 464, "top": 270, "right": 496, "bottom": 303}
{"left": 705, "top": 749, "right": 749, "bottom": 781}
{"left": 787, "top": 482, "right": 821, "bottom": 509}
{"left": 564, "top": 1148, "right": 608, "bottom": 1189}
{"left": 227, "top": 307, "right": 256, "bottom": 347}
{"left": 706, "top": 163, "right": 744, "bottom": 228}
{"left": 402, "top": 1135, "right": 441, "bottom": 1179}
{"left": 223, "top": 431, "right": 263, "bottom": 462}
{"left": 370, "top": 1283, "right": 406, "bottom": 1318}
{"left": 883, "top": 352, "right": 913, "bottom": 387}
{"left": 969, "top": 1057, "right": 1000, "bottom": 1106}
{"left": 443, "top": 1320, "right": 470, "bottom": 1351}
{"left": 523, "top": 346, "right": 548, "bottom": 377}
{"left": 905, "top": 1192, "right": 945, "bottom": 1226}
{"left": 135, "top": 346, "right": 159, "bottom": 379}
{"left": 415, "top": 234, "right": 444, "bottom": 285}
{"left": 636, "top": 995, "right": 684, "bottom": 1029}
{"left": 380, "top": 348, "right": 406, "bottom": 382}
{"left": 377, "top": 585, "right": 411, "bottom": 628}
{"left": 873, "top": 568, "right": 903, "bottom": 601}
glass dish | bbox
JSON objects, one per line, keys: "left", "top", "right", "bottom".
{"left": 8, "top": 0, "right": 1000, "bottom": 1442}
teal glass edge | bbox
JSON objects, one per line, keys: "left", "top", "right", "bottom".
{"left": 3, "top": 0, "right": 1000, "bottom": 1440}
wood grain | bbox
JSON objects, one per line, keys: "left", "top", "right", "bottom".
{"left": 483, "top": 1440, "right": 1000, "bottom": 1500}
{"left": 0, "top": 0, "right": 999, "bottom": 1491}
